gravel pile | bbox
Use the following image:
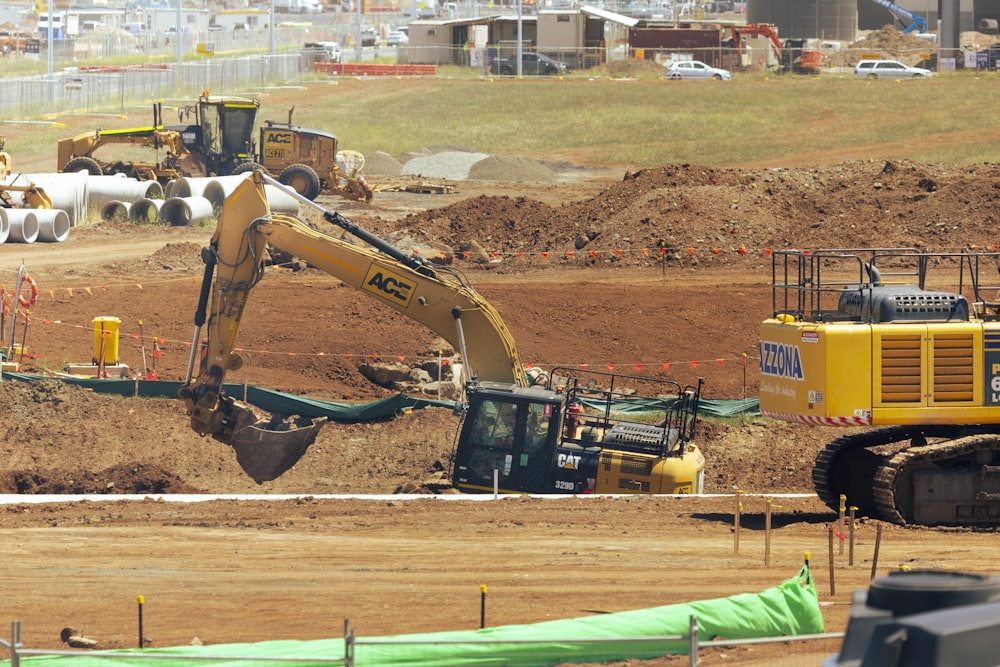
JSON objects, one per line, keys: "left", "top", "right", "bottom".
{"left": 401, "top": 150, "right": 490, "bottom": 180}
{"left": 364, "top": 147, "right": 559, "bottom": 183}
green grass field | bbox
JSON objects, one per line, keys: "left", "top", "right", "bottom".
{"left": 5, "top": 71, "right": 1000, "bottom": 172}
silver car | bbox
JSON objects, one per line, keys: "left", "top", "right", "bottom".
{"left": 664, "top": 60, "right": 731, "bottom": 80}
{"left": 854, "top": 59, "right": 932, "bottom": 79}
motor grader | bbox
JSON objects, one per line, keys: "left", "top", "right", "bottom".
{"left": 57, "top": 95, "right": 262, "bottom": 183}
{"left": 256, "top": 111, "right": 373, "bottom": 203}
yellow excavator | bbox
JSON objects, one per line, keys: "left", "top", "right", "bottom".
{"left": 179, "top": 171, "right": 705, "bottom": 493}
{"left": 760, "top": 248, "right": 1000, "bottom": 526}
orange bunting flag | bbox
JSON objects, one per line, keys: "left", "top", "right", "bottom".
{"left": 74, "top": 323, "right": 84, "bottom": 329}
{"left": 85, "top": 287, "right": 93, "bottom": 296}
{"left": 642, "top": 248, "right": 649, "bottom": 257}
{"left": 687, "top": 247, "right": 694, "bottom": 254}
{"left": 442, "top": 358, "right": 449, "bottom": 366}
{"left": 136, "top": 283, "right": 143, "bottom": 290}
{"left": 566, "top": 251, "right": 573, "bottom": 258}
{"left": 67, "top": 288, "right": 74, "bottom": 297}
{"left": 661, "top": 362, "right": 670, "bottom": 371}
{"left": 288, "top": 352, "right": 297, "bottom": 357}
{"left": 260, "top": 350, "right": 269, "bottom": 355}
{"left": 717, "top": 358, "right": 724, "bottom": 365}
{"left": 690, "top": 360, "right": 699, "bottom": 368}
{"left": 765, "top": 248, "right": 773, "bottom": 255}
{"left": 317, "top": 351, "right": 325, "bottom": 356}
{"left": 542, "top": 252, "right": 549, "bottom": 258}
{"left": 517, "top": 252, "right": 523, "bottom": 258}
{"left": 344, "top": 353, "right": 354, "bottom": 358}
{"left": 130, "top": 333, "right": 139, "bottom": 340}
{"left": 615, "top": 249, "right": 622, "bottom": 256}
{"left": 712, "top": 247, "right": 720, "bottom": 254}
{"left": 437, "top": 251, "right": 445, "bottom": 259}
{"left": 606, "top": 363, "right": 615, "bottom": 371}
{"left": 660, "top": 247, "right": 667, "bottom": 254}
{"left": 634, "top": 363, "right": 642, "bottom": 373}
{"left": 590, "top": 250, "right": 598, "bottom": 258}
{"left": 524, "top": 362, "right": 533, "bottom": 368}
{"left": 463, "top": 251, "right": 471, "bottom": 258}
{"left": 397, "top": 355, "right": 406, "bottom": 362}
{"left": 48, "top": 289, "right": 55, "bottom": 298}
{"left": 738, "top": 247, "right": 747, "bottom": 256}
{"left": 235, "top": 347, "right": 244, "bottom": 353}
{"left": 101, "top": 285, "right": 108, "bottom": 292}
{"left": 491, "top": 252, "right": 499, "bottom": 258}
{"left": 412, "top": 248, "right": 420, "bottom": 255}
{"left": 580, "top": 363, "right": 588, "bottom": 370}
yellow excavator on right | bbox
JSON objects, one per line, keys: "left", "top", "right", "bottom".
{"left": 760, "top": 248, "right": 1000, "bottom": 526}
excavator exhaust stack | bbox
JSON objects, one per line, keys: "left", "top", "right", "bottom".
{"left": 228, "top": 415, "right": 328, "bottom": 483}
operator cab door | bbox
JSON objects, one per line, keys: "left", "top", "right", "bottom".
{"left": 453, "top": 395, "right": 560, "bottom": 493}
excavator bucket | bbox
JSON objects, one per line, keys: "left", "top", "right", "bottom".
{"left": 229, "top": 415, "right": 328, "bottom": 483}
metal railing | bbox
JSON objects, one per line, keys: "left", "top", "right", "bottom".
{"left": 1, "top": 619, "right": 844, "bottom": 667}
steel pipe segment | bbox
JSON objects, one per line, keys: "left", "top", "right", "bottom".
{"left": 159, "top": 196, "right": 215, "bottom": 227}
{"left": 3, "top": 209, "right": 39, "bottom": 243}
{"left": 35, "top": 209, "right": 71, "bottom": 243}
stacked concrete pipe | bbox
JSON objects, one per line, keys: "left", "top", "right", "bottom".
{"left": 159, "top": 196, "right": 214, "bottom": 226}
{"left": 35, "top": 209, "right": 71, "bottom": 242}
{"left": 129, "top": 198, "right": 163, "bottom": 224}
{"left": 3, "top": 209, "right": 38, "bottom": 243}
{"left": 200, "top": 174, "right": 300, "bottom": 215}
{"left": 85, "top": 175, "right": 164, "bottom": 213}
{"left": 1, "top": 172, "right": 87, "bottom": 226}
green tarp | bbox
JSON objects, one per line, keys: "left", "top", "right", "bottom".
{"left": 5, "top": 568, "right": 822, "bottom": 667}
{"left": 0, "top": 373, "right": 759, "bottom": 421}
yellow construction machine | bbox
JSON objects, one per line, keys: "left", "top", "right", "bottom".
{"left": 179, "top": 172, "right": 705, "bottom": 492}
{"left": 256, "top": 111, "right": 373, "bottom": 203}
{"left": 760, "top": 248, "right": 1000, "bottom": 526}
{"left": 57, "top": 95, "right": 262, "bottom": 182}
{"left": 0, "top": 137, "right": 52, "bottom": 209}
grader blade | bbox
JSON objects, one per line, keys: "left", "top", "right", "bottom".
{"left": 230, "top": 416, "right": 328, "bottom": 483}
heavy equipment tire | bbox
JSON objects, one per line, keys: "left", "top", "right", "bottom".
{"left": 279, "top": 164, "right": 322, "bottom": 200}
{"left": 62, "top": 156, "right": 103, "bottom": 175}
{"left": 231, "top": 162, "right": 269, "bottom": 176}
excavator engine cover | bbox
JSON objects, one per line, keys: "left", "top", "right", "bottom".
{"left": 229, "top": 415, "right": 328, "bottom": 483}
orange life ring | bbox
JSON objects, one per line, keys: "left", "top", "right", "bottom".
{"left": 18, "top": 273, "right": 37, "bottom": 308}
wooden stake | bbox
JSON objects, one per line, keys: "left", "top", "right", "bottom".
{"left": 733, "top": 490, "right": 742, "bottom": 556}
{"left": 827, "top": 527, "right": 836, "bottom": 596}
{"left": 870, "top": 523, "right": 883, "bottom": 581}
{"left": 764, "top": 497, "right": 772, "bottom": 567}
{"left": 848, "top": 506, "right": 857, "bottom": 567}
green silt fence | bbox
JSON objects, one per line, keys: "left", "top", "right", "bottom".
{"left": 5, "top": 568, "right": 821, "bottom": 667}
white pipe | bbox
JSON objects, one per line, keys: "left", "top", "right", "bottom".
{"left": 200, "top": 175, "right": 298, "bottom": 215}
{"left": 129, "top": 198, "right": 163, "bottom": 224}
{"left": 166, "top": 176, "right": 217, "bottom": 200}
{"left": 0, "top": 210, "right": 8, "bottom": 244}
{"left": 1, "top": 172, "right": 86, "bottom": 226}
{"left": 4, "top": 209, "right": 39, "bottom": 243}
{"left": 100, "top": 200, "right": 130, "bottom": 222}
{"left": 85, "top": 174, "right": 164, "bottom": 209}
{"left": 159, "top": 196, "right": 215, "bottom": 227}
{"left": 35, "top": 209, "right": 71, "bottom": 243}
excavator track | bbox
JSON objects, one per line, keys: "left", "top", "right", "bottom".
{"left": 812, "top": 425, "right": 962, "bottom": 520}
{"left": 873, "top": 433, "right": 1000, "bottom": 526}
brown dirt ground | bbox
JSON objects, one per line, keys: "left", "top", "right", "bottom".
{"left": 3, "top": 88, "right": 1000, "bottom": 666}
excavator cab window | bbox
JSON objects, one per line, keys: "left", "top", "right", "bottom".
{"left": 455, "top": 394, "right": 561, "bottom": 493}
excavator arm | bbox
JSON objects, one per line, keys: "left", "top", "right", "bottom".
{"left": 179, "top": 171, "right": 526, "bottom": 482}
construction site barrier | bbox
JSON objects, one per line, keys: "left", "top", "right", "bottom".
{"left": 313, "top": 63, "right": 438, "bottom": 77}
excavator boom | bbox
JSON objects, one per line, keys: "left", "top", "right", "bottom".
{"left": 180, "top": 171, "right": 526, "bottom": 482}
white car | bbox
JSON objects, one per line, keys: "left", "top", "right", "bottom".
{"left": 854, "top": 59, "right": 932, "bottom": 79}
{"left": 387, "top": 30, "right": 408, "bottom": 46}
{"left": 664, "top": 60, "right": 731, "bottom": 80}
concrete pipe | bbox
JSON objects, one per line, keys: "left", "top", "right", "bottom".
{"left": 166, "top": 176, "right": 217, "bottom": 200}
{"left": 4, "top": 209, "right": 39, "bottom": 243}
{"left": 264, "top": 184, "right": 300, "bottom": 215}
{"left": 36, "top": 209, "right": 71, "bottom": 243}
{"left": 201, "top": 176, "right": 298, "bottom": 215}
{"left": 0, "top": 209, "right": 8, "bottom": 244}
{"left": 3, "top": 172, "right": 87, "bottom": 226}
{"left": 129, "top": 198, "right": 163, "bottom": 224}
{"left": 101, "top": 200, "right": 131, "bottom": 222}
{"left": 85, "top": 175, "right": 164, "bottom": 210}
{"left": 159, "top": 196, "right": 215, "bottom": 227}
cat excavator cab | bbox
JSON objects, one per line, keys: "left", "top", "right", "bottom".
{"left": 180, "top": 172, "right": 705, "bottom": 492}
